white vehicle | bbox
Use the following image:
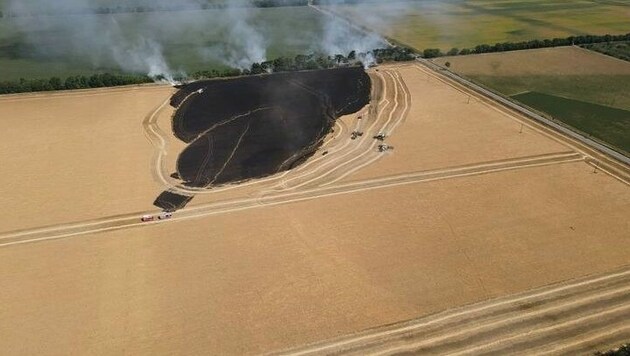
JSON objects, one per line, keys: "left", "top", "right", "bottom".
{"left": 158, "top": 212, "right": 173, "bottom": 220}
{"left": 141, "top": 215, "right": 154, "bottom": 222}
{"left": 196, "top": 88, "right": 205, "bottom": 94}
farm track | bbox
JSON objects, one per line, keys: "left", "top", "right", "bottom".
{"left": 274, "top": 267, "right": 630, "bottom": 356}
{"left": 0, "top": 151, "right": 584, "bottom": 248}
{"left": 266, "top": 70, "right": 409, "bottom": 191}
{"left": 3, "top": 64, "right": 628, "bottom": 248}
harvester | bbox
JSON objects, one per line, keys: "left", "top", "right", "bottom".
{"left": 378, "top": 144, "right": 393, "bottom": 152}
{"left": 373, "top": 132, "right": 386, "bottom": 141}
{"left": 351, "top": 131, "right": 364, "bottom": 140}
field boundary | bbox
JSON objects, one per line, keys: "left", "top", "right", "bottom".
{"left": 576, "top": 44, "right": 630, "bottom": 66}
{"left": 0, "top": 83, "right": 172, "bottom": 101}
{"left": 0, "top": 152, "right": 585, "bottom": 248}
{"left": 418, "top": 59, "right": 630, "bottom": 172}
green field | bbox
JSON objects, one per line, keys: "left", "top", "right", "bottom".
{"left": 328, "top": 0, "right": 630, "bottom": 51}
{"left": 434, "top": 47, "right": 630, "bottom": 110}
{"left": 513, "top": 91, "right": 630, "bottom": 154}
{"left": 0, "top": 6, "right": 328, "bottom": 80}
{"left": 470, "top": 75, "right": 630, "bottom": 111}
{"left": 433, "top": 46, "right": 630, "bottom": 155}
{"left": 471, "top": 74, "right": 630, "bottom": 154}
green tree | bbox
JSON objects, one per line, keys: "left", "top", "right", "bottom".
{"left": 77, "top": 76, "right": 89, "bottom": 89}
{"left": 423, "top": 48, "right": 443, "bottom": 58}
{"left": 88, "top": 74, "right": 104, "bottom": 88}
{"left": 49, "top": 77, "right": 63, "bottom": 90}
{"left": 64, "top": 76, "right": 79, "bottom": 89}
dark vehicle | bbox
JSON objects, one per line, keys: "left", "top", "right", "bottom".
{"left": 373, "top": 133, "right": 386, "bottom": 141}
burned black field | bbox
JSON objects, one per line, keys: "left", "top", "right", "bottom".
{"left": 154, "top": 67, "right": 371, "bottom": 211}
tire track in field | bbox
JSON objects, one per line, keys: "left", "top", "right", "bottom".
{"left": 273, "top": 267, "right": 630, "bottom": 356}
{"left": 0, "top": 152, "right": 584, "bottom": 248}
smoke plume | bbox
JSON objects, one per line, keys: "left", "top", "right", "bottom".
{"left": 1, "top": 0, "right": 417, "bottom": 79}
{"left": 198, "top": 6, "right": 267, "bottom": 70}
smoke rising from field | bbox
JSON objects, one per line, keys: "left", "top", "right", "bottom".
{"left": 106, "top": 18, "right": 177, "bottom": 81}
{"left": 318, "top": 16, "right": 385, "bottom": 60}
{"left": 198, "top": 6, "right": 267, "bottom": 70}
{"left": 3, "top": 0, "right": 192, "bottom": 81}
{"left": 2, "top": 0, "right": 417, "bottom": 78}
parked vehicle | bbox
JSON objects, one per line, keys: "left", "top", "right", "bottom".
{"left": 158, "top": 212, "right": 173, "bottom": 220}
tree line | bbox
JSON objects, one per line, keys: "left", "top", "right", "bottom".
{"left": 7, "top": 30, "right": 630, "bottom": 94}
{"left": 582, "top": 41, "right": 630, "bottom": 62}
{"left": 0, "top": 46, "right": 416, "bottom": 94}
{"left": 0, "top": 1, "right": 308, "bottom": 18}
{"left": 0, "top": 73, "right": 153, "bottom": 95}
{"left": 420, "top": 32, "right": 630, "bottom": 58}
{"left": 190, "top": 47, "right": 415, "bottom": 79}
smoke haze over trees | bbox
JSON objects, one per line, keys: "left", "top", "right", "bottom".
{"left": 0, "top": 47, "right": 415, "bottom": 94}
{"left": 0, "top": 0, "right": 407, "bottom": 80}
{"left": 1, "top": 1, "right": 310, "bottom": 16}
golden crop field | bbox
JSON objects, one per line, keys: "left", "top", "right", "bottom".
{"left": 0, "top": 63, "right": 628, "bottom": 354}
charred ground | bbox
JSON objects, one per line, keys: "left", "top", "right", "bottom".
{"left": 154, "top": 67, "right": 371, "bottom": 211}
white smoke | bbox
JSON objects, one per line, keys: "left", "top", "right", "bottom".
{"left": 2, "top": 0, "right": 191, "bottom": 80}
{"left": 102, "top": 17, "right": 178, "bottom": 82}
{"left": 359, "top": 51, "right": 377, "bottom": 69}
{"left": 311, "top": 0, "right": 427, "bottom": 58}
{"left": 198, "top": 5, "right": 267, "bottom": 70}
{"left": 111, "top": 38, "right": 175, "bottom": 82}
{"left": 317, "top": 15, "right": 386, "bottom": 58}
{"left": 1, "top": 0, "right": 420, "bottom": 78}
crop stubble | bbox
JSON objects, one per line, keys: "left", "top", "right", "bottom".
{"left": 0, "top": 64, "right": 628, "bottom": 355}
